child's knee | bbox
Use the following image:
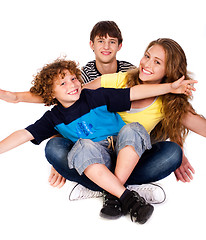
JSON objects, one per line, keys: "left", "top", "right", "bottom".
{"left": 118, "top": 122, "right": 147, "bottom": 139}
{"left": 68, "top": 139, "right": 111, "bottom": 175}
{"left": 116, "top": 122, "right": 152, "bottom": 157}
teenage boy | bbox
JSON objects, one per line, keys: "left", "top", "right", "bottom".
{"left": 81, "top": 21, "right": 133, "bottom": 83}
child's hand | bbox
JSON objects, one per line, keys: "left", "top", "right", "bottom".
{"left": 170, "top": 76, "right": 198, "bottom": 96}
{"left": 0, "top": 89, "right": 18, "bottom": 103}
{"left": 48, "top": 166, "right": 66, "bottom": 188}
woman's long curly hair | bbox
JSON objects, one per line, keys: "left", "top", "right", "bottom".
{"left": 30, "top": 59, "right": 83, "bottom": 106}
{"left": 126, "top": 38, "right": 197, "bottom": 146}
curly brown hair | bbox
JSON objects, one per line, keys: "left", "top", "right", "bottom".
{"left": 126, "top": 38, "right": 197, "bottom": 146}
{"left": 30, "top": 59, "right": 83, "bottom": 106}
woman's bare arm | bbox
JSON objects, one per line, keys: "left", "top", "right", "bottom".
{"left": 174, "top": 111, "right": 206, "bottom": 182}
{"left": 182, "top": 111, "right": 206, "bottom": 137}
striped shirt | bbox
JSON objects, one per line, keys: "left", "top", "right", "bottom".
{"left": 81, "top": 60, "right": 134, "bottom": 84}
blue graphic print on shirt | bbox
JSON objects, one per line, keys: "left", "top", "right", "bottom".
{"left": 76, "top": 121, "right": 94, "bottom": 138}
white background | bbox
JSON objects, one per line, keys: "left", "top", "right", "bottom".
{"left": 0, "top": 0, "right": 205, "bottom": 239}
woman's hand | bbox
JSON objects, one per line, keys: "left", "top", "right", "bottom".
{"left": 174, "top": 153, "right": 195, "bottom": 182}
{"left": 48, "top": 166, "right": 66, "bottom": 188}
{"left": 171, "top": 76, "right": 197, "bottom": 96}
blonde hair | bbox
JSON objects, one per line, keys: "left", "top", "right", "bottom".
{"left": 126, "top": 38, "right": 197, "bottom": 146}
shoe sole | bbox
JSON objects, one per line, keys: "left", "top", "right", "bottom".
{"left": 99, "top": 211, "right": 122, "bottom": 220}
{"left": 134, "top": 205, "right": 154, "bottom": 224}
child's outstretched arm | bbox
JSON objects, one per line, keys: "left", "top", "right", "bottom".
{"left": 130, "top": 76, "right": 197, "bottom": 101}
{"left": 0, "top": 129, "right": 34, "bottom": 154}
{"left": 0, "top": 89, "right": 43, "bottom": 103}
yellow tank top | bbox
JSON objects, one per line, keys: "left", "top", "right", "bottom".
{"left": 101, "top": 72, "right": 164, "bottom": 134}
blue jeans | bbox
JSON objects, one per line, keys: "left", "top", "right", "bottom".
{"left": 45, "top": 137, "right": 182, "bottom": 192}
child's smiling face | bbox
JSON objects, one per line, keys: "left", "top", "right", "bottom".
{"left": 53, "top": 70, "right": 82, "bottom": 108}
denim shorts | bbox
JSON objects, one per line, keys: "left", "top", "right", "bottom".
{"left": 67, "top": 138, "right": 114, "bottom": 175}
{"left": 67, "top": 122, "right": 151, "bottom": 175}
{"left": 115, "top": 122, "right": 152, "bottom": 156}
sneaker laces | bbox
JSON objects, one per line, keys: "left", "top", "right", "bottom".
{"left": 102, "top": 192, "right": 122, "bottom": 211}
{"left": 127, "top": 183, "right": 166, "bottom": 204}
{"left": 137, "top": 186, "right": 157, "bottom": 203}
{"left": 122, "top": 191, "right": 148, "bottom": 220}
{"left": 69, "top": 184, "right": 102, "bottom": 201}
{"left": 130, "top": 198, "right": 146, "bottom": 222}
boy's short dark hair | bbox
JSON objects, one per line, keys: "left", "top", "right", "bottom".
{"left": 30, "top": 59, "right": 83, "bottom": 106}
{"left": 90, "top": 21, "right": 123, "bottom": 45}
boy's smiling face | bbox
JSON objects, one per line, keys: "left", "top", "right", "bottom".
{"left": 53, "top": 70, "right": 82, "bottom": 108}
{"left": 90, "top": 34, "right": 122, "bottom": 64}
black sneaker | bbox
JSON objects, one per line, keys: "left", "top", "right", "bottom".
{"left": 122, "top": 190, "right": 154, "bottom": 224}
{"left": 100, "top": 192, "right": 122, "bottom": 219}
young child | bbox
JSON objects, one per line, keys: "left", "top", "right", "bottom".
{"left": 0, "top": 58, "right": 196, "bottom": 224}
{"left": 0, "top": 21, "right": 163, "bottom": 202}
{"left": 49, "top": 20, "right": 135, "bottom": 194}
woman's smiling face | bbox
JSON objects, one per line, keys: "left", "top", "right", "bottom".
{"left": 139, "top": 44, "right": 166, "bottom": 84}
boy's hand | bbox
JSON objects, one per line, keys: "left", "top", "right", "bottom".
{"left": 0, "top": 89, "right": 18, "bottom": 103}
{"left": 170, "top": 76, "right": 197, "bottom": 96}
{"left": 48, "top": 166, "right": 66, "bottom": 188}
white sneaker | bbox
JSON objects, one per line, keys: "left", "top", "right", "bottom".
{"left": 69, "top": 183, "right": 103, "bottom": 201}
{"left": 127, "top": 183, "right": 166, "bottom": 204}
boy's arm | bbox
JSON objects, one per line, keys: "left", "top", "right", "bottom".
{"left": 0, "top": 89, "right": 43, "bottom": 103}
{"left": 130, "top": 76, "right": 197, "bottom": 101}
{"left": 0, "top": 129, "right": 34, "bottom": 154}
